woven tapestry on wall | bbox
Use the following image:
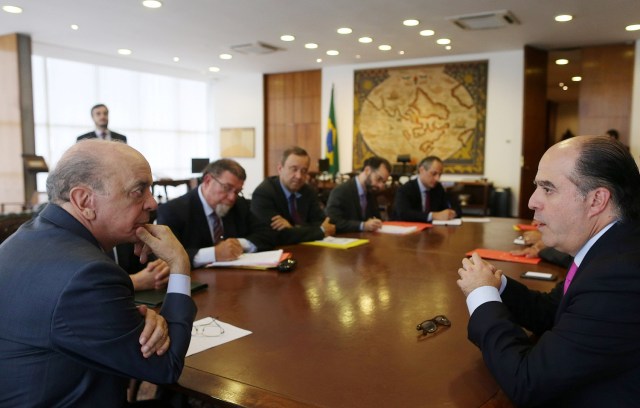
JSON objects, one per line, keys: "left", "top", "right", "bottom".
{"left": 353, "top": 60, "right": 487, "bottom": 174}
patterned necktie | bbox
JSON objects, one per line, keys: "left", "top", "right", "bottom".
{"left": 100, "top": 132, "right": 107, "bottom": 140}
{"left": 423, "top": 190, "right": 431, "bottom": 213}
{"left": 360, "top": 193, "right": 367, "bottom": 218}
{"left": 563, "top": 262, "right": 578, "bottom": 294}
{"left": 210, "top": 212, "right": 224, "bottom": 244}
{"left": 289, "top": 194, "right": 302, "bottom": 225}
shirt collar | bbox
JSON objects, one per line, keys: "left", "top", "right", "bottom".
{"left": 355, "top": 176, "right": 366, "bottom": 197}
{"left": 417, "top": 178, "right": 430, "bottom": 193}
{"left": 279, "top": 180, "right": 300, "bottom": 199}
{"left": 573, "top": 221, "right": 616, "bottom": 266}
{"left": 197, "top": 185, "right": 215, "bottom": 217}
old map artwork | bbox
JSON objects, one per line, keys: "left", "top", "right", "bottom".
{"left": 353, "top": 61, "right": 487, "bottom": 174}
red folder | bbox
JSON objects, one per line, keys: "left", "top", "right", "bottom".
{"left": 382, "top": 221, "right": 432, "bottom": 231}
{"left": 466, "top": 248, "right": 541, "bottom": 265}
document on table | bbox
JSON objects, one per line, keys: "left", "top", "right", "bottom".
{"left": 381, "top": 221, "right": 432, "bottom": 233}
{"left": 378, "top": 224, "right": 418, "bottom": 234}
{"left": 187, "top": 317, "right": 252, "bottom": 357}
{"left": 432, "top": 218, "right": 462, "bottom": 226}
{"left": 461, "top": 217, "right": 491, "bottom": 223}
{"left": 206, "top": 249, "right": 283, "bottom": 269}
{"left": 302, "top": 236, "right": 369, "bottom": 249}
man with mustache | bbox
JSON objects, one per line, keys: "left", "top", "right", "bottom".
{"left": 157, "top": 159, "right": 275, "bottom": 268}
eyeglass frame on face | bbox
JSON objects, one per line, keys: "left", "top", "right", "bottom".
{"left": 192, "top": 317, "right": 225, "bottom": 337}
{"left": 416, "top": 315, "right": 451, "bottom": 335}
{"left": 209, "top": 174, "right": 243, "bottom": 197}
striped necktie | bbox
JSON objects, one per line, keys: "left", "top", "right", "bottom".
{"left": 210, "top": 212, "right": 224, "bottom": 244}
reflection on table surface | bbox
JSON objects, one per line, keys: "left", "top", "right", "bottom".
{"left": 178, "top": 217, "right": 564, "bottom": 407}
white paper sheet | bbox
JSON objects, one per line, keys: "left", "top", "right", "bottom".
{"left": 206, "top": 249, "right": 283, "bottom": 268}
{"left": 461, "top": 217, "right": 491, "bottom": 223}
{"left": 187, "top": 317, "right": 253, "bottom": 357}
{"left": 432, "top": 218, "right": 463, "bottom": 226}
{"left": 378, "top": 225, "right": 418, "bottom": 234}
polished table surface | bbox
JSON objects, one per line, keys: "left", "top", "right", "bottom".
{"left": 177, "top": 218, "right": 565, "bottom": 407}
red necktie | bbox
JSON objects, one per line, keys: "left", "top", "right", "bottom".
{"left": 423, "top": 190, "right": 431, "bottom": 213}
{"left": 289, "top": 194, "right": 302, "bottom": 225}
{"left": 563, "top": 262, "right": 578, "bottom": 294}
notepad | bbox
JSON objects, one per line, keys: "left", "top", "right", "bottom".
{"left": 302, "top": 236, "right": 369, "bottom": 249}
{"left": 134, "top": 281, "right": 209, "bottom": 307}
{"left": 466, "top": 248, "right": 541, "bottom": 265}
{"left": 206, "top": 249, "right": 285, "bottom": 269}
{"left": 432, "top": 218, "right": 462, "bottom": 226}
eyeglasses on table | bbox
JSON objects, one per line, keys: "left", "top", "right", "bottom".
{"left": 192, "top": 317, "right": 225, "bottom": 337}
{"left": 416, "top": 315, "right": 451, "bottom": 335}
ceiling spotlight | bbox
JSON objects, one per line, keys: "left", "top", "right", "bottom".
{"left": 403, "top": 19, "right": 419, "bottom": 27}
{"left": 398, "top": 50, "right": 405, "bottom": 55}
{"left": 117, "top": 49, "right": 132, "bottom": 55}
{"left": 562, "top": 85, "right": 569, "bottom": 90}
{"left": 359, "top": 37, "right": 373, "bottom": 43}
{"left": 626, "top": 24, "right": 640, "bottom": 31}
{"left": 559, "top": 82, "right": 565, "bottom": 87}
{"left": 571, "top": 76, "right": 582, "bottom": 82}
{"left": 305, "top": 43, "right": 318, "bottom": 49}
{"left": 280, "top": 34, "right": 295, "bottom": 42}
{"left": 2, "top": 5, "right": 23, "bottom": 13}
{"left": 378, "top": 45, "right": 392, "bottom": 51}
{"left": 326, "top": 50, "right": 339, "bottom": 56}
{"left": 316, "top": 58, "right": 322, "bottom": 63}
{"left": 554, "top": 14, "right": 573, "bottom": 22}
{"left": 420, "top": 30, "right": 435, "bottom": 37}
{"left": 445, "top": 45, "right": 452, "bottom": 50}
{"left": 337, "top": 27, "right": 352, "bottom": 34}
{"left": 436, "top": 38, "right": 451, "bottom": 45}
{"left": 173, "top": 57, "right": 180, "bottom": 62}
{"left": 219, "top": 53, "right": 232, "bottom": 60}
{"left": 555, "top": 58, "right": 569, "bottom": 65}
{"left": 142, "top": 0, "right": 163, "bottom": 8}
{"left": 70, "top": 24, "right": 79, "bottom": 30}
{"left": 208, "top": 66, "right": 220, "bottom": 72}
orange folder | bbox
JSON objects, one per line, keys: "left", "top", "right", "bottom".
{"left": 382, "top": 221, "right": 432, "bottom": 231}
{"left": 466, "top": 248, "right": 541, "bottom": 265}
{"left": 513, "top": 224, "right": 538, "bottom": 232}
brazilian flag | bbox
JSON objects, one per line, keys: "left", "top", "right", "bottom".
{"left": 326, "top": 86, "right": 339, "bottom": 175}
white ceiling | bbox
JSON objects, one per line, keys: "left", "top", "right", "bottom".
{"left": 1, "top": 0, "right": 638, "bottom": 81}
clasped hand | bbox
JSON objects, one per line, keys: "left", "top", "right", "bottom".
{"left": 456, "top": 252, "right": 502, "bottom": 297}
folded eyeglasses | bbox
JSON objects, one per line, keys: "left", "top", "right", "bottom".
{"left": 416, "top": 315, "right": 451, "bottom": 335}
{"left": 192, "top": 317, "right": 225, "bottom": 337}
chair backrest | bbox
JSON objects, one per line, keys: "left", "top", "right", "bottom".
{"left": 0, "top": 213, "right": 33, "bottom": 243}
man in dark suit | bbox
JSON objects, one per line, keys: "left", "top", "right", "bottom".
{"left": 325, "top": 156, "right": 391, "bottom": 233}
{"left": 251, "top": 146, "right": 335, "bottom": 245}
{"left": 0, "top": 140, "right": 196, "bottom": 406}
{"left": 393, "top": 155, "right": 460, "bottom": 222}
{"left": 77, "top": 103, "right": 128, "bottom": 143}
{"left": 457, "top": 136, "right": 640, "bottom": 407}
{"left": 156, "top": 158, "right": 275, "bottom": 268}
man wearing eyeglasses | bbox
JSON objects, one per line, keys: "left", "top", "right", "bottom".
{"left": 326, "top": 156, "right": 391, "bottom": 233}
{"left": 157, "top": 158, "right": 275, "bottom": 268}
{"left": 251, "top": 146, "right": 336, "bottom": 245}
{"left": 457, "top": 136, "right": 640, "bottom": 407}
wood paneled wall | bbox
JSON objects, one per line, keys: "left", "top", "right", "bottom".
{"left": 264, "top": 70, "right": 321, "bottom": 176}
{"left": 579, "top": 44, "right": 635, "bottom": 143}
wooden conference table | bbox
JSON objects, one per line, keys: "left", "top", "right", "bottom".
{"left": 176, "top": 218, "right": 565, "bottom": 407}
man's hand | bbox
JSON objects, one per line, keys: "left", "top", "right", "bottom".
{"left": 522, "top": 230, "right": 542, "bottom": 245}
{"left": 456, "top": 252, "right": 502, "bottom": 297}
{"left": 130, "top": 259, "right": 170, "bottom": 291}
{"left": 215, "top": 238, "right": 243, "bottom": 261}
{"left": 432, "top": 209, "right": 457, "bottom": 221}
{"left": 271, "top": 215, "right": 292, "bottom": 231}
{"left": 363, "top": 217, "right": 383, "bottom": 231}
{"left": 135, "top": 224, "right": 190, "bottom": 275}
{"left": 321, "top": 217, "right": 336, "bottom": 237}
{"left": 137, "top": 305, "right": 170, "bottom": 358}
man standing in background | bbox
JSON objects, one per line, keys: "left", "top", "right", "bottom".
{"left": 77, "top": 103, "right": 128, "bottom": 143}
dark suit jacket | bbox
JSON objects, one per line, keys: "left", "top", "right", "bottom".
{"left": 325, "top": 178, "right": 381, "bottom": 233}
{"left": 156, "top": 188, "right": 275, "bottom": 267}
{"left": 77, "top": 130, "right": 128, "bottom": 143}
{"left": 468, "top": 221, "right": 640, "bottom": 407}
{"left": 0, "top": 204, "right": 196, "bottom": 407}
{"left": 393, "top": 179, "right": 461, "bottom": 221}
{"left": 250, "top": 176, "right": 325, "bottom": 245}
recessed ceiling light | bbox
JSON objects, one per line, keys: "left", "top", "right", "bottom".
{"left": 280, "top": 34, "right": 295, "bottom": 42}
{"left": 626, "top": 24, "right": 640, "bottom": 31}
{"left": 559, "top": 82, "right": 565, "bottom": 87}
{"left": 420, "top": 30, "right": 435, "bottom": 37}
{"left": 403, "top": 19, "right": 419, "bottom": 27}
{"left": 378, "top": 45, "right": 392, "bottom": 51}
{"left": 445, "top": 45, "right": 452, "bottom": 50}
{"left": 316, "top": 58, "right": 322, "bottom": 63}
{"left": 305, "top": 43, "right": 318, "bottom": 49}
{"left": 555, "top": 14, "right": 573, "bottom": 22}
{"left": 337, "top": 27, "right": 352, "bottom": 34}
{"left": 118, "top": 49, "right": 132, "bottom": 55}
{"left": 436, "top": 38, "right": 451, "bottom": 45}
{"left": 219, "top": 53, "right": 232, "bottom": 60}
{"left": 2, "top": 5, "right": 23, "bottom": 13}
{"left": 142, "top": 0, "right": 162, "bottom": 8}
{"left": 208, "top": 66, "right": 220, "bottom": 72}
{"left": 326, "top": 50, "right": 339, "bottom": 56}
{"left": 359, "top": 37, "right": 373, "bottom": 43}
{"left": 562, "top": 85, "right": 568, "bottom": 90}
{"left": 555, "top": 58, "right": 569, "bottom": 65}
{"left": 70, "top": 24, "right": 79, "bottom": 30}
{"left": 571, "top": 76, "right": 582, "bottom": 82}
{"left": 398, "top": 50, "right": 405, "bottom": 55}
{"left": 173, "top": 57, "right": 180, "bottom": 62}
